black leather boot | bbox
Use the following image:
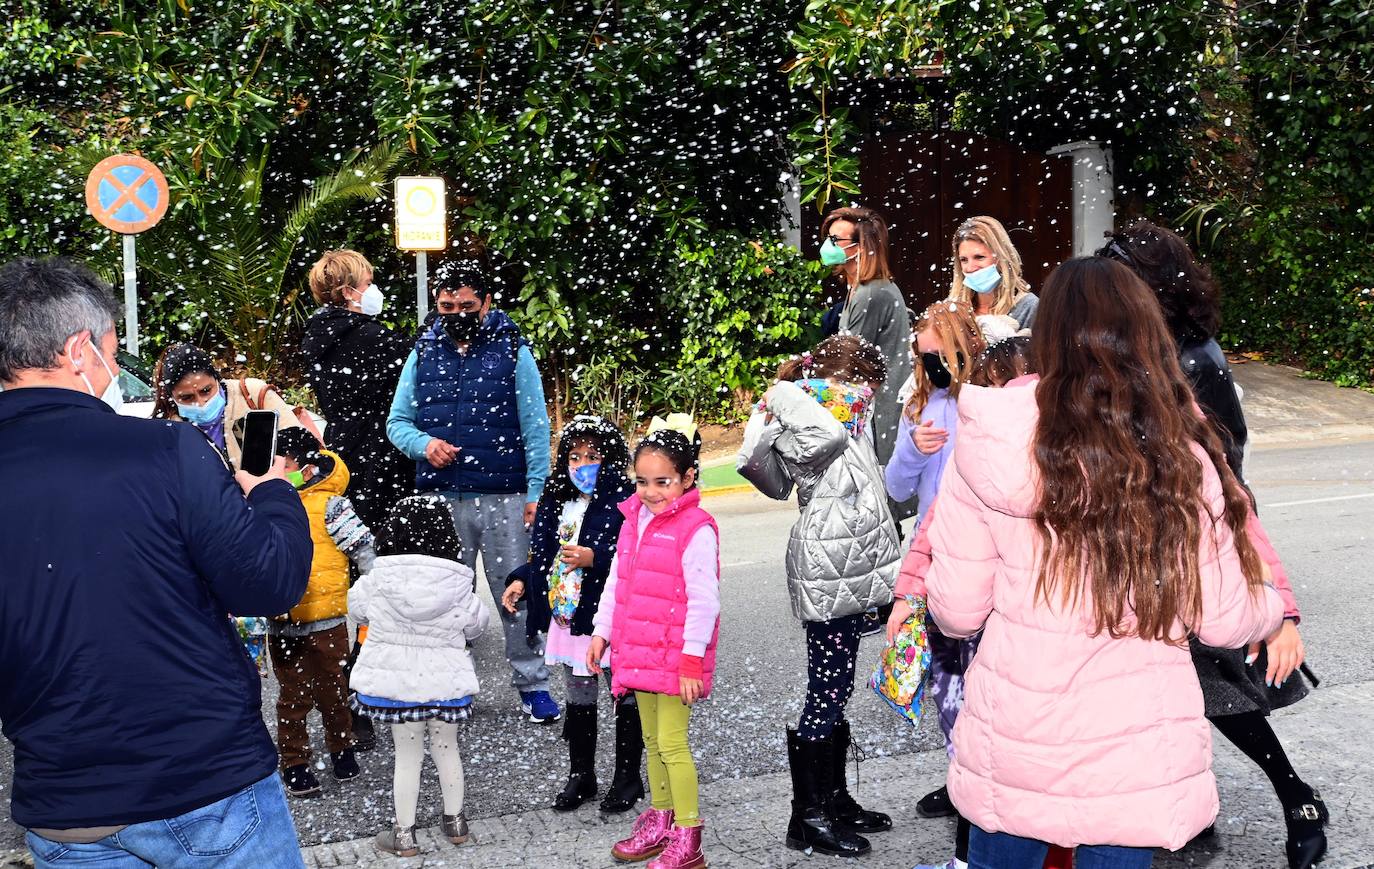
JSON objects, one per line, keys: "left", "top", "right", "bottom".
{"left": 829, "top": 719, "right": 893, "bottom": 833}
{"left": 1285, "top": 784, "right": 1328, "bottom": 869}
{"left": 785, "top": 728, "right": 870, "bottom": 857}
{"left": 916, "top": 784, "right": 956, "bottom": 818}
{"left": 350, "top": 709, "right": 376, "bottom": 752}
{"left": 553, "top": 703, "right": 598, "bottom": 811}
{"left": 599, "top": 696, "right": 646, "bottom": 813}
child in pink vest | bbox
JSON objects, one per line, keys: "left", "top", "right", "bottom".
{"left": 588, "top": 418, "right": 720, "bottom": 869}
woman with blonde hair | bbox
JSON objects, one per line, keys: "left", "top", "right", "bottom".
{"left": 948, "top": 216, "right": 1038, "bottom": 329}
{"left": 819, "top": 206, "right": 912, "bottom": 468}
{"left": 301, "top": 249, "right": 415, "bottom": 531}
{"left": 302, "top": 249, "right": 416, "bottom": 753}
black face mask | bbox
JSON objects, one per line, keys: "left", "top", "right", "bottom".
{"left": 922, "top": 352, "right": 953, "bottom": 390}
{"left": 441, "top": 310, "right": 482, "bottom": 344}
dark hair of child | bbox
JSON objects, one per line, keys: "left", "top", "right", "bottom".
{"left": 634, "top": 429, "right": 702, "bottom": 486}
{"left": 971, "top": 336, "right": 1034, "bottom": 388}
{"left": 542, "top": 415, "right": 632, "bottom": 505}
{"left": 375, "top": 496, "right": 463, "bottom": 562}
{"left": 274, "top": 426, "right": 322, "bottom": 465}
{"left": 775, "top": 334, "right": 888, "bottom": 386}
{"left": 274, "top": 426, "right": 334, "bottom": 479}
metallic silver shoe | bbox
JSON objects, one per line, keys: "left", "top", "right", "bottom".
{"left": 442, "top": 812, "right": 470, "bottom": 844}
{"left": 375, "top": 824, "right": 419, "bottom": 857}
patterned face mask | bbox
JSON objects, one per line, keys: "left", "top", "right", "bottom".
{"left": 794, "top": 378, "right": 874, "bottom": 439}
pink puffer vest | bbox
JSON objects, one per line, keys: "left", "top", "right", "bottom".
{"left": 609, "top": 489, "right": 720, "bottom": 698}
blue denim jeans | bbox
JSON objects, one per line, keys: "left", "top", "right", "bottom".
{"left": 26, "top": 773, "right": 303, "bottom": 868}
{"left": 969, "top": 825, "right": 1155, "bottom": 869}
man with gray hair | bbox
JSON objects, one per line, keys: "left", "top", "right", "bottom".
{"left": 0, "top": 258, "right": 313, "bottom": 866}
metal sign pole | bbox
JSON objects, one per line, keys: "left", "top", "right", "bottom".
{"left": 416, "top": 251, "right": 428, "bottom": 325}
{"left": 122, "top": 234, "right": 139, "bottom": 356}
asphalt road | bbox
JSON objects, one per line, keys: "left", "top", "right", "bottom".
{"left": 2, "top": 437, "right": 1372, "bottom": 854}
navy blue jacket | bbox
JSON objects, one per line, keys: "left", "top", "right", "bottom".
{"left": 0, "top": 388, "right": 311, "bottom": 829}
{"left": 413, "top": 312, "right": 528, "bottom": 494}
{"left": 510, "top": 478, "right": 633, "bottom": 640}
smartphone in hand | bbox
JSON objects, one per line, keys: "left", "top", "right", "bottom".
{"left": 238, "top": 410, "right": 279, "bottom": 476}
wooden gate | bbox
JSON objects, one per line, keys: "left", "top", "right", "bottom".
{"left": 804, "top": 130, "right": 1074, "bottom": 314}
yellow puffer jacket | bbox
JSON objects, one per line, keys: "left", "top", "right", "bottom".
{"left": 289, "top": 449, "right": 352, "bottom": 624}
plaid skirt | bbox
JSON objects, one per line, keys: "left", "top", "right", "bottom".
{"left": 350, "top": 694, "right": 472, "bottom": 724}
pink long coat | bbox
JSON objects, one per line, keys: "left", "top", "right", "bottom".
{"left": 925, "top": 379, "right": 1284, "bottom": 850}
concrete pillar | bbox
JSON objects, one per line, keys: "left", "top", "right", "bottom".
{"left": 780, "top": 169, "right": 802, "bottom": 250}
{"left": 1047, "top": 141, "right": 1114, "bottom": 256}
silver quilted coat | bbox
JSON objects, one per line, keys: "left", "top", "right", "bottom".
{"left": 736, "top": 380, "right": 901, "bottom": 622}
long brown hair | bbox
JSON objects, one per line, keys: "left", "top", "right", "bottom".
{"left": 821, "top": 206, "right": 894, "bottom": 285}
{"left": 904, "top": 300, "right": 986, "bottom": 420}
{"left": 776, "top": 334, "right": 887, "bottom": 386}
{"left": 1030, "top": 257, "right": 1261, "bottom": 643}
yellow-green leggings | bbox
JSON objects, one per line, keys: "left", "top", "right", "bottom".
{"left": 634, "top": 691, "right": 700, "bottom": 827}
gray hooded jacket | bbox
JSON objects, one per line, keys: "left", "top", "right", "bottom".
{"left": 736, "top": 380, "right": 901, "bottom": 622}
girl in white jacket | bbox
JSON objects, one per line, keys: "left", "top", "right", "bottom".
{"left": 349, "top": 495, "right": 491, "bottom": 857}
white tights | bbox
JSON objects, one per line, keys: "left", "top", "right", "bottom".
{"left": 391, "top": 721, "right": 464, "bottom": 828}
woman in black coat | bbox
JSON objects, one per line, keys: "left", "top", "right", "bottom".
{"left": 301, "top": 250, "right": 415, "bottom": 531}
{"left": 1100, "top": 222, "right": 1327, "bottom": 869}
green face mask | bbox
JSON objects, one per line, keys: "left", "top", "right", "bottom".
{"left": 287, "top": 470, "right": 306, "bottom": 489}
{"left": 819, "top": 237, "right": 853, "bottom": 267}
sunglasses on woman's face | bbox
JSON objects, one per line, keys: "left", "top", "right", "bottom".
{"left": 1096, "top": 234, "right": 1137, "bottom": 266}
{"left": 826, "top": 234, "right": 857, "bottom": 245}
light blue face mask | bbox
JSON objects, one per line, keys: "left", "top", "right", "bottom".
{"left": 177, "top": 387, "right": 226, "bottom": 426}
{"left": 965, "top": 263, "right": 1002, "bottom": 295}
{"left": 570, "top": 463, "right": 601, "bottom": 496}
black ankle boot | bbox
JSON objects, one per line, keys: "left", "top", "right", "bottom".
{"left": 785, "top": 728, "right": 870, "bottom": 857}
{"left": 600, "top": 697, "right": 645, "bottom": 814}
{"left": 351, "top": 709, "right": 376, "bottom": 752}
{"left": 917, "top": 784, "right": 956, "bottom": 818}
{"left": 553, "top": 703, "right": 598, "bottom": 811}
{"left": 1284, "top": 784, "right": 1328, "bottom": 869}
{"left": 828, "top": 720, "right": 892, "bottom": 833}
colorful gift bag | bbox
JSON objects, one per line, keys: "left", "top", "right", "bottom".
{"left": 234, "top": 616, "right": 269, "bottom": 677}
{"left": 547, "top": 515, "right": 584, "bottom": 625}
{"left": 869, "top": 597, "right": 931, "bottom": 726}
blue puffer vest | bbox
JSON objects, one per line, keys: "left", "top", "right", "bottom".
{"left": 413, "top": 310, "right": 529, "bottom": 495}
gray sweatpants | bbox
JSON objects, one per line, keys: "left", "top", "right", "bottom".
{"left": 444, "top": 492, "right": 550, "bottom": 694}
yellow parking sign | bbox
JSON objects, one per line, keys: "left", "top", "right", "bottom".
{"left": 394, "top": 176, "right": 447, "bottom": 251}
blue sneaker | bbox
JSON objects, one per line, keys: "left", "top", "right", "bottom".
{"left": 520, "top": 690, "right": 561, "bottom": 723}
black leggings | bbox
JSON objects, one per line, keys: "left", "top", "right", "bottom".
{"left": 798, "top": 613, "right": 865, "bottom": 740}
{"left": 1210, "top": 710, "right": 1307, "bottom": 807}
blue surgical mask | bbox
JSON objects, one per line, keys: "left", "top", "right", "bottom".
{"left": 965, "top": 264, "right": 1002, "bottom": 295}
{"left": 178, "top": 387, "right": 226, "bottom": 426}
{"left": 570, "top": 463, "right": 601, "bottom": 496}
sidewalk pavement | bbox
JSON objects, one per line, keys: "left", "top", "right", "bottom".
{"left": 1233, "top": 362, "right": 1374, "bottom": 446}
{"left": 695, "top": 362, "right": 1374, "bottom": 497}
{"left": 299, "top": 680, "right": 1374, "bottom": 868}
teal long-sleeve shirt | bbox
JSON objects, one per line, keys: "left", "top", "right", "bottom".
{"left": 386, "top": 345, "right": 551, "bottom": 504}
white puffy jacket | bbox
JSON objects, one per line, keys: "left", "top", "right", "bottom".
{"left": 348, "top": 554, "right": 490, "bottom": 704}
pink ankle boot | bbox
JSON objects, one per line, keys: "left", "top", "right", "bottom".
{"left": 612, "top": 807, "right": 674, "bottom": 862}
{"left": 647, "top": 822, "right": 706, "bottom": 869}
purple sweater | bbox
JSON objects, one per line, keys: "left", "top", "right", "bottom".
{"left": 884, "top": 388, "right": 957, "bottom": 523}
